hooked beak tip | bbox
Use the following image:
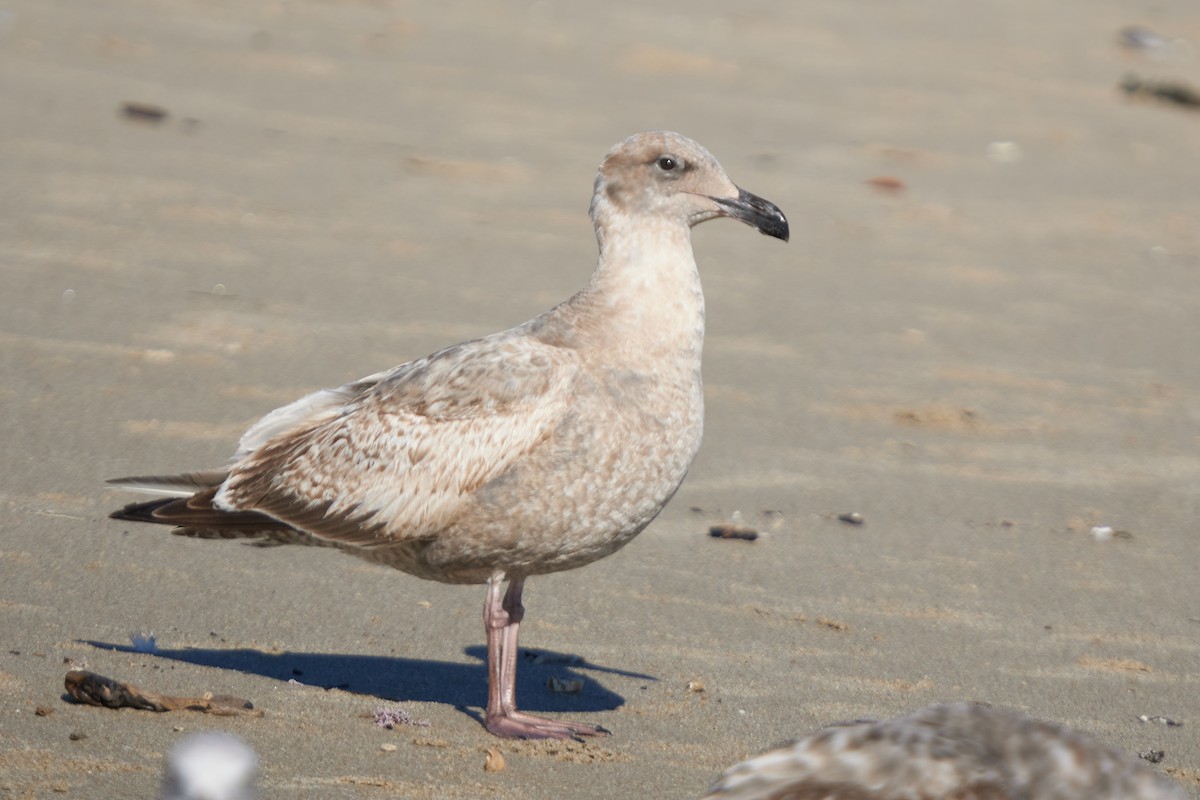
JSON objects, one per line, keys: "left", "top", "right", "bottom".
{"left": 713, "top": 188, "right": 789, "bottom": 242}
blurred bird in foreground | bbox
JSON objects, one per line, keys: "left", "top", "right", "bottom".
{"left": 701, "top": 702, "right": 1185, "bottom": 800}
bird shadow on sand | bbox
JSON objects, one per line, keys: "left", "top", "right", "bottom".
{"left": 81, "top": 639, "right": 655, "bottom": 721}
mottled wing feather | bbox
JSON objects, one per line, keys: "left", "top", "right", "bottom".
{"left": 216, "top": 333, "right": 579, "bottom": 546}
{"left": 230, "top": 370, "right": 393, "bottom": 460}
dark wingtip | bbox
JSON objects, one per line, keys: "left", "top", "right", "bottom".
{"left": 109, "top": 498, "right": 175, "bottom": 524}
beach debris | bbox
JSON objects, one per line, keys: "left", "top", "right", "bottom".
{"left": 837, "top": 512, "right": 864, "bottom": 526}
{"left": 1119, "top": 25, "right": 1168, "bottom": 53}
{"left": 1117, "top": 25, "right": 1195, "bottom": 60}
{"left": 1139, "top": 714, "right": 1183, "bottom": 727}
{"left": 1139, "top": 749, "right": 1166, "bottom": 764}
{"left": 64, "top": 670, "right": 261, "bottom": 716}
{"left": 985, "top": 141, "right": 1023, "bottom": 164}
{"left": 1121, "top": 74, "right": 1200, "bottom": 110}
{"left": 484, "top": 747, "right": 506, "bottom": 772}
{"left": 1090, "top": 525, "right": 1132, "bottom": 542}
{"left": 686, "top": 679, "right": 706, "bottom": 694}
{"left": 69, "top": 731, "right": 88, "bottom": 741}
{"left": 379, "top": 743, "right": 398, "bottom": 753}
{"left": 866, "top": 176, "right": 906, "bottom": 194}
{"left": 119, "top": 101, "right": 169, "bottom": 124}
{"left": 710, "top": 511, "right": 759, "bottom": 541}
{"left": 547, "top": 677, "right": 583, "bottom": 694}
{"left": 817, "top": 617, "right": 850, "bottom": 632}
{"left": 35, "top": 705, "right": 54, "bottom": 716}
{"left": 709, "top": 523, "right": 759, "bottom": 541}
{"left": 373, "top": 705, "right": 431, "bottom": 729}
{"left": 709, "top": 523, "right": 758, "bottom": 541}
{"left": 130, "top": 630, "right": 158, "bottom": 654}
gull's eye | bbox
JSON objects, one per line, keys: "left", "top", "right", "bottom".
{"left": 655, "top": 155, "right": 680, "bottom": 172}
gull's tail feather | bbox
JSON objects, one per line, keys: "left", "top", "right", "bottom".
{"left": 106, "top": 470, "right": 230, "bottom": 497}
{"left": 109, "top": 487, "right": 293, "bottom": 539}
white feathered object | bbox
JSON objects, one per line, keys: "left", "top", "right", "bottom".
{"left": 162, "top": 732, "right": 258, "bottom": 800}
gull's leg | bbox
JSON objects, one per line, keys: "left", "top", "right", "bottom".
{"left": 483, "top": 575, "right": 510, "bottom": 730}
{"left": 482, "top": 575, "right": 609, "bottom": 739}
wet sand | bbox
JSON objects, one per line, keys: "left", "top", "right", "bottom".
{"left": 2, "top": 1, "right": 1198, "bottom": 797}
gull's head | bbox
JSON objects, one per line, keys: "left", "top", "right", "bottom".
{"left": 591, "top": 131, "right": 789, "bottom": 242}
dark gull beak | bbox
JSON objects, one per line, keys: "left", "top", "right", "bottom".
{"left": 712, "top": 188, "right": 789, "bottom": 242}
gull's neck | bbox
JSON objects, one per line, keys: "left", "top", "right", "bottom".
{"left": 535, "top": 200, "right": 706, "bottom": 367}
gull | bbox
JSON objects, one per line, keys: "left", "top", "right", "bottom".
{"left": 108, "top": 131, "right": 789, "bottom": 739}
{"left": 701, "top": 702, "right": 1186, "bottom": 800}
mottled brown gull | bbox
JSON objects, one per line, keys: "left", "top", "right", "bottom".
{"left": 701, "top": 702, "right": 1186, "bottom": 800}
{"left": 108, "top": 131, "right": 789, "bottom": 739}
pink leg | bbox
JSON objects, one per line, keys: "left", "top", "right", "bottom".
{"left": 482, "top": 575, "right": 609, "bottom": 739}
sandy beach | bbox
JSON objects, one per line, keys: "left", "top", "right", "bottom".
{"left": 2, "top": 0, "right": 1199, "bottom": 797}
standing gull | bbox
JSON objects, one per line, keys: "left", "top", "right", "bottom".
{"left": 108, "top": 131, "right": 789, "bottom": 739}
{"left": 701, "top": 702, "right": 1186, "bottom": 800}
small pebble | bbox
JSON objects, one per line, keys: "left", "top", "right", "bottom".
{"left": 686, "top": 680, "right": 706, "bottom": 693}
{"left": 484, "top": 748, "right": 506, "bottom": 772}
{"left": 866, "top": 176, "right": 905, "bottom": 194}
{"left": 709, "top": 523, "right": 758, "bottom": 541}
{"left": 119, "top": 101, "right": 169, "bottom": 124}
{"left": 379, "top": 743, "right": 398, "bottom": 753}
{"left": 69, "top": 732, "right": 88, "bottom": 742}
{"left": 34, "top": 706, "right": 53, "bottom": 716}
{"left": 1091, "top": 525, "right": 1115, "bottom": 542}
{"left": 546, "top": 677, "right": 583, "bottom": 694}
{"left": 1139, "top": 749, "right": 1166, "bottom": 763}
{"left": 837, "top": 512, "right": 864, "bottom": 526}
